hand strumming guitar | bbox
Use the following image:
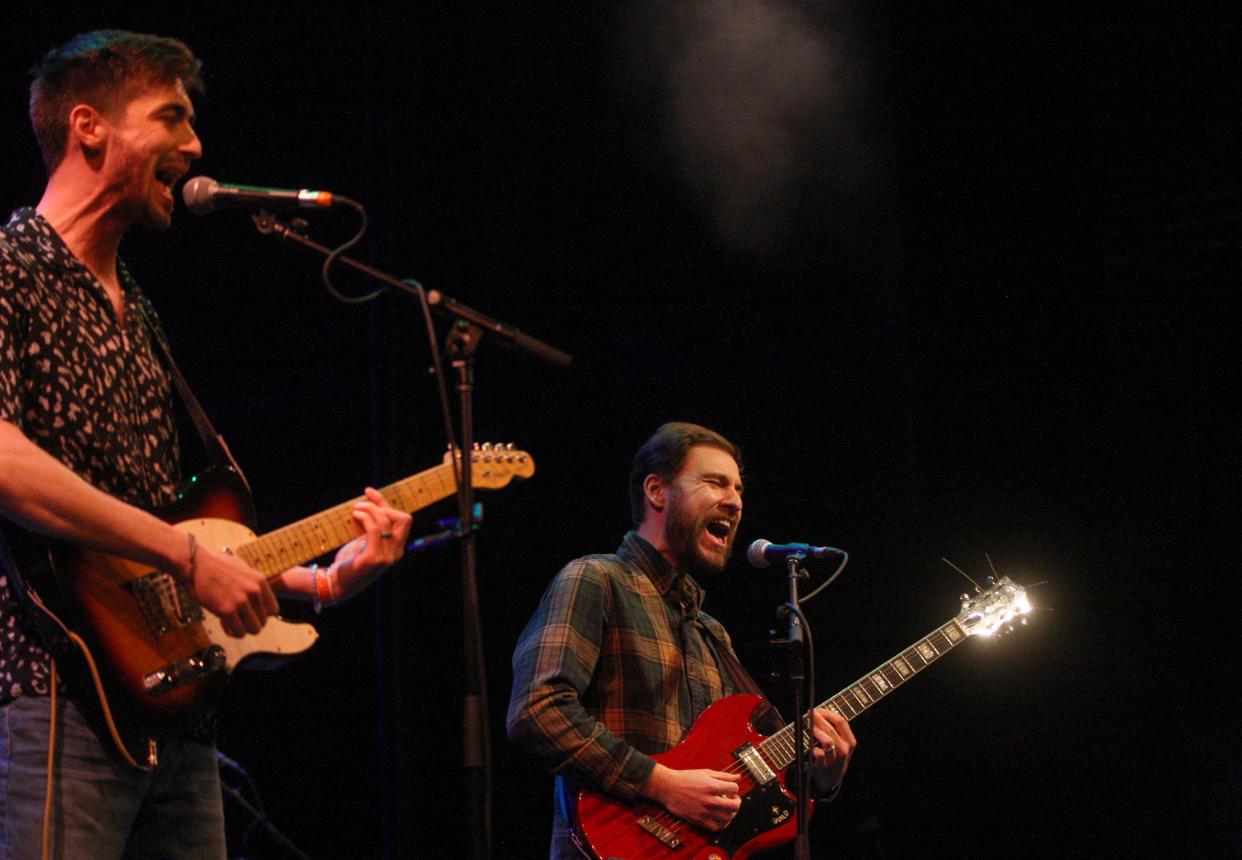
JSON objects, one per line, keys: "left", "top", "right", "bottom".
{"left": 641, "top": 763, "right": 743, "bottom": 831}
{"left": 183, "top": 543, "right": 279, "bottom": 637}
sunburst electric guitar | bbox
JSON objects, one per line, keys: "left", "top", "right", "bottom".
{"left": 26, "top": 445, "right": 533, "bottom": 767}
{"left": 572, "top": 577, "right": 1032, "bottom": 860}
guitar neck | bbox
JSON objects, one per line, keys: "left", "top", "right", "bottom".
{"left": 760, "top": 617, "right": 970, "bottom": 771}
{"left": 233, "top": 461, "right": 460, "bottom": 577}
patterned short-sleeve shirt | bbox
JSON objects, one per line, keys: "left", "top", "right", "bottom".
{"left": 0, "top": 207, "right": 180, "bottom": 703}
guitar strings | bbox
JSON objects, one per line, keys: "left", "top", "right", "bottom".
{"left": 637, "top": 625, "right": 959, "bottom": 839}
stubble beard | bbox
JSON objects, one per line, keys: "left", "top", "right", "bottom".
{"left": 665, "top": 492, "right": 734, "bottom": 578}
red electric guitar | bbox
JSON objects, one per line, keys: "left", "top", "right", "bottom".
{"left": 572, "top": 577, "right": 1032, "bottom": 859}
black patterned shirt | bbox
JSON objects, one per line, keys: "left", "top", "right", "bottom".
{"left": 0, "top": 208, "right": 180, "bottom": 703}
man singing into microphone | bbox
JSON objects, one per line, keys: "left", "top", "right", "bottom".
{"left": 508, "top": 422, "right": 857, "bottom": 857}
{"left": 0, "top": 31, "right": 412, "bottom": 857}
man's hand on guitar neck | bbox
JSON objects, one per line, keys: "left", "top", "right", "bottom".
{"left": 809, "top": 706, "right": 857, "bottom": 793}
{"left": 641, "top": 763, "right": 742, "bottom": 831}
{"left": 181, "top": 541, "right": 279, "bottom": 638}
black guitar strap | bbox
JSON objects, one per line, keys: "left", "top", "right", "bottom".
{"left": 135, "top": 290, "right": 251, "bottom": 496}
{"left": 697, "top": 623, "right": 784, "bottom": 734}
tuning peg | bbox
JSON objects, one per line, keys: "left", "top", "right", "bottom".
{"left": 505, "top": 442, "right": 514, "bottom": 450}
{"left": 960, "top": 593, "right": 970, "bottom": 602}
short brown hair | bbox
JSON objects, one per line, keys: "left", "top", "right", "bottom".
{"left": 629, "top": 422, "right": 743, "bottom": 526}
{"left": 29, "top": 30, "right": 204, "bottom": 172}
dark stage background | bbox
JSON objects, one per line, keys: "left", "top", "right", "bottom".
{"left": 3, "top": 3, "right": 1237, "bottom": 857}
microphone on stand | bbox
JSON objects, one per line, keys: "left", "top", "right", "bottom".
{"left": 747, "top": 538, "right": 845, "bottom": 568}
{"left": 182, "top": 175, "right": 335, "bottom": 215}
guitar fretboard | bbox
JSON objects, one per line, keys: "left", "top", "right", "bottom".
{"left": 234, "top": 462, "right": 459, "bottom": 577}
{"left": 759, "top": 618, "right": 969, "bottom": 771}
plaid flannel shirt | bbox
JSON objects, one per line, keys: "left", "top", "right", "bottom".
{"left": 507, "top": 531, "right": 741, "bottom": 801}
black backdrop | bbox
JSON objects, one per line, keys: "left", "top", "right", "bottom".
{"left": 3, "top": 3, "right": 1237, "bottom": 857}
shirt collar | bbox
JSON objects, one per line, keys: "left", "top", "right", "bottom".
{"left": 6, "top": 207, "right": 140, "bottom": 311}
{"left": 618, "top": 530, "right": 707, "bottom": 618}
{"left": 6, "top": 208, "right": 74, "bottom": 275}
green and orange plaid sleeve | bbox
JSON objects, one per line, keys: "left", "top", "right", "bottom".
{"left": 507, "top": 555, "right": 658, "bottom": 800}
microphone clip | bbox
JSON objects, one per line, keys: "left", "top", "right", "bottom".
{"left": 406, "top": 504, "right": 484, "bottom": 553}
{"left": 251, "top": 210, "right": 309, "bottom": 241}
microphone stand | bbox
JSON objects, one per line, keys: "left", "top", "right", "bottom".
{"left": 771, "top": 553, "right": 814, "bottom": 860}
{"left": 217, "top": 752, "right": 310, "bottom": 860}
{"left": 250, "top": 211, "right": 572, "bottom": 859}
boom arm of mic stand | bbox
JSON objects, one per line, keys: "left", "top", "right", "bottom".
{"left": 251, "top": 211, "right": 574, "bottom": 367}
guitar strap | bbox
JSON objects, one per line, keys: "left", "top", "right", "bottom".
{"left": 0, "top": 278, "right": 249, "bottom": 665}
{"left": 697, "top": 622, "right": 784, "bottom": 735}
{"left": 135, "top": 290, "right": 252, "bottom": 496}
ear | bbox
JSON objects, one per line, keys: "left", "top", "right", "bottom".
{"left": 67, "top": 104, "right": 108, "bottom": 154}
{"left": 643, "top": 473, "right": 666, "bottom": 513}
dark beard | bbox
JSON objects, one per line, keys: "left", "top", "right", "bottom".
{"left": 665, "top": 493, "right": 733, "bottom": 577}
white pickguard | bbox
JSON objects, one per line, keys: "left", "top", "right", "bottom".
{"left": 177, "top": 518, "right": 320, "bottom": 672}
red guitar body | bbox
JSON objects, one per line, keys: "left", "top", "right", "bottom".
{"left": 574, "top": 694, "right": 812, "bottom": 860}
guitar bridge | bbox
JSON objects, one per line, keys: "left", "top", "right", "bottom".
{"left": 127, "top": 572, "right": 203, "bottom": 634}
{"left": 143, "top": 645, "right": 226, "bottom": 695}
{"left": 637, "top": 815, "right": 682, "bottom": 849}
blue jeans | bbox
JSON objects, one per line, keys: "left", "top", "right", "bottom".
{"left": 0, "top": 695, "right": 226, "bottom": 859}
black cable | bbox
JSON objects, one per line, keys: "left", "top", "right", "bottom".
{"left": 401, "top": 277, "right": 459, "bottom": 464}
{"left": 320, "top": 198, "right": 385, "bottom": 304}
{"left": 797, "top": 550, "right": 848, "bottom": 606}
{"left": 266, "top": 202, "right": 460, "bottom": 464}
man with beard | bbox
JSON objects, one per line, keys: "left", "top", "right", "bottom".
{"left": 508, "top": 422, "right": 856, "bottom": 858}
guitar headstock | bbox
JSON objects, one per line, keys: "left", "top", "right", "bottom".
{"left": 955, "top": 576, "right": 1032, "bottom": 638}
{"left": 446, "top": 443, "right": 535, "bottom": 489}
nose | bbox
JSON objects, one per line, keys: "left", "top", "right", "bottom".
{"left": 722, "top": 485, "right": 743, "bottom": 514}
{"left": 181, "top": 125, "right": 203, "bottom": 161}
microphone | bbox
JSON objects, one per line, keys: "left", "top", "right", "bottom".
{"left": 747, "top": 538, "right": 844, "bottom": 568}
{"left": 182, "top": 176, "right": 335, "bottom": 215}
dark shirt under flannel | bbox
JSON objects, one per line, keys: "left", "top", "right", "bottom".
{"left": 507, "top": 530, "right": 742, "bottom": 801}
{"left": 0, "top": 208, "right": 179, "bottom": 703}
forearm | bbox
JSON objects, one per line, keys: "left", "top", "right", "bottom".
{"left": 506, "top": 685, "right": 656, "bottom": 800}
{"left": 0, "top": 420, "right": 188, "bottom": 578}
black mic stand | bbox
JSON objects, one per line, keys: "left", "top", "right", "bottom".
{"left": 770, "top": 553, "right": 814, "bottom": 860}
{"left": 250, "top": 211, "right": 572, "bottom": 859}
{"left": 217, "top": 752, "right": 310, "bottom": 860}
{"left": 446, "top": 319, "right": 491, "bottom": 860}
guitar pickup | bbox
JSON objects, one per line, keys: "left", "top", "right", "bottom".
{"left": 734, "top": 742, "right": 777, "bottom": 785}
{"left": 143, "top": 645, "right": 226, "bottom": 695}
{"left": 127, "top": 572, "right": 203, "bottom": 634}
{"left": 636, "top": 815, "right": 682, "bottom": 849}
